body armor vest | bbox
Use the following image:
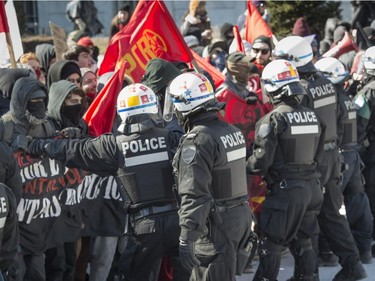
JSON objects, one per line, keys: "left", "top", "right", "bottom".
{"left": 273, "top": 105, "right": 321, "bottom": 165}
{"left": 0, "top": 184, "right": 9, "bottom": 242}
{"left": 191, "top": 123, "right": 248, "bottom": 201}
{"left": 339, "top": 93, "right": 357, "bottom": 147}
{"left": 116, "top": 128, "right": 175, "bottom": 209}
{"left": 300, "top": 76, "right": 337, "bottom": 143}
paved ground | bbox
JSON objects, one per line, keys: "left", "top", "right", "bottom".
{"left": 236, "top": 251, "right": 374, "bottom": 281}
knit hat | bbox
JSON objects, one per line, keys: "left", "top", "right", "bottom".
{"left": 252, "top": 35, "right": 272, "bottom": 50}
{"left": 227, "top": 52, "right": 252, "bottom": 64}
{"left": 220, "top": 23, "right": 234, "bottom": 38}
{"left": 77, "top": 36, "right": 94, "bottom": 47}
{"left": 61, "top": 62, "right": 81, "bottom": 80}
{"left": 80, "top": 67, "right": 95, "bottom": 79}
{"left": 252, "top": 0, "right": 266, "bottom": 8}
{"left": 119, "top": 4, "right": 130, "bottom": 12}
{"left": 292, "top": 17, "right": 311, "bottom": 37}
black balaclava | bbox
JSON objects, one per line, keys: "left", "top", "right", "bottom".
{"left": 61, "top": 104, "right": 83, "bottom": 125}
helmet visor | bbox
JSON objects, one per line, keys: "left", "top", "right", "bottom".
{"left": 163, "top": 86, "right": 175, "bottom": 122}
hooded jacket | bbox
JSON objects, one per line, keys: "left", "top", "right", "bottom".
{"left": 35, "top": 43, "right": 56, "bottom": 75}
{"left": 47, "top": 60, "right": 81, "bottom": 89}
{"left": 0, "top": 68, "right": 32, "bottom": 116}
{"left": 1, "top": 77, "right": 54, "bottom": 142}
{"left": 141, "top": 58, "right": 182, "bottom": 95}
{"left": 48, "top": 80, "right": 88, "bottom": 133}
{"left": 141, "top": 58, "right": 183, "bottom": 134}
{"left": 2, "top": 78, "right": 87, "bottom": 255}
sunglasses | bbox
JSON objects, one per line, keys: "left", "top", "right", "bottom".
{"left": 67, "top": 78, "right": 82, "bottom": 84}
{"left": 252, "top": 48, "right": 270, "bottom": 55}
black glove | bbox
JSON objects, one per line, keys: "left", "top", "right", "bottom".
{"left": 60, "top": 127, "right": 81, "bottom": 139}
{"left": 10, "top": 135, "right": 32, "bottom": 152}
{"left": 245, "top": 92, "right": 258, "bottom": 105}
{"left": 2, "top": 261, "right": 18, "bottom": 281}
{"left": 27, "top": 139, "right": 48, "bottom": 156}
{"left": 179, "top": 239, "right": 200, "bottom": 271}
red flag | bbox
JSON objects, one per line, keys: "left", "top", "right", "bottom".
{"left": 190, "top": 50, "right": 225, "bottom": 89}
{"left": 244, "top": 0, "right": 272, "bottom": 44}
{"left": 98, "top": 0, "right": 193, "bottom": 82}
{"left": 0, "top": 0, "right": 9, "bottom": 33}
{"left": 83, "top": 61, "right": 127, "bottom": 136}
{"left": 233, "top": 25, "right": 245, "bottom": 53}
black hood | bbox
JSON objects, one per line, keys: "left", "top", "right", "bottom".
{"left": 141, "top": 58, "right": 182, "bottom": 94}
{"left": 35, "top": 43, "right": 56, "bottom": 74}
{"left": 7, "top": 77, "right": 48, "bottom": 126}
{"left": 0, "top": 68, "right": 32, "bottom": 116}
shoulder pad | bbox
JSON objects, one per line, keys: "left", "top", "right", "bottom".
{"left": 185, "top": 132, "right": 199, "bottom": 140}
{"left": 257, "top": 123, "right": 272, "bottom": 139}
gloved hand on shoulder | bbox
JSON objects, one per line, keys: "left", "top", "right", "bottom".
{"left": 179, "top": 238, "right": 200, "bottom": 271}
{"left": 27, "top": 139, "right": 48, "bottom": 156}
{"left": 245, "top": 92, "right": 258, "bottom": 105}
{"left": 11, "top": 135, "right": 32, "bottom": 152}
{"left": 60, "top": 127, "right": 81, "bottom": 139}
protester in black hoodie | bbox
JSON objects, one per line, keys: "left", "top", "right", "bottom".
{"left": 0, "top": 68, "right": 32, "bottom": 116}
{"left": 0, "top": 77, "right": 86, "bottom": 281}
{"left": 44, "top": 80, "right": 88, "bottom": 281}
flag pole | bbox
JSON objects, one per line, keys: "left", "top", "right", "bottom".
{"left": 5, "top": 31, "right": 17, "bottom": 68}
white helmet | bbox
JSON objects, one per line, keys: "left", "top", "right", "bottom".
{"left": 363, "top": 46, "right": 375, "bottom": 74}
{"left": 262, "top": 59, "right": 300, "bottom": 92}
{"left": 274, "top": 36, "right": 315, "bottom": 73}
{"left": 117, "top": 83, "right": 158, "bottom": 122}
{"left": 163, "top": 72, "right": 215, "bottom": 122}
{"left": 314, "top": 57, "right": 349, "bottom": 84}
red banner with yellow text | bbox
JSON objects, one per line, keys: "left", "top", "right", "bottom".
{"left": 98, "top": 0, "right": 193, "bottom": 82}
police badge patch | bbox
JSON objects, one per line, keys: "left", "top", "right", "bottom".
{"left": 182, "top": 145, "right": 196, "bottom": 164}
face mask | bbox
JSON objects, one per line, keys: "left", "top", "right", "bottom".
{"left": 61, "top": 104, "right": 83, "bottom": 124}
{"left": 226, "top": 62, "right": 250, "bottom": 86}
{"left": 27, "top": 100, "right": 46, "bottom": 120}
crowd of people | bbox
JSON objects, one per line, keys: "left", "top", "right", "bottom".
{"left": 0, "top": 0, "right": 375, "bottom": 281}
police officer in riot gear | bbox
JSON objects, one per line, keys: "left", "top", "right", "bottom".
{"left": 274, "top": 36, "right": 367, "bottom": 281}
{"left": 354, "top": 46, "right": 375, "bottom": 258}
{"left": 247, "top": 59, "right": 325, "bottom": 281}
{"left": 163, "top": 72, "right": 254, "bottom": 280}
{"left": 316, "top": 57, "right": 373, "bottom": 264}
{"left": 27, "top": 84, "right": 189, "bottom": 281}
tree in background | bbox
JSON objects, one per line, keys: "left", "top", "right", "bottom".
{"left": 267, "top": 0, "right": 342, "bottom": 40}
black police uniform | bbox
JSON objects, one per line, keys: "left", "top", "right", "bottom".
{"left": 173, "top": 111, "right": 253, "bottom": 280}
{"left": 336, "top": 84, "right": 373, "bottom": 261}
{"left": 298, "top": 71, "right": 363, "bottom": 275}
{"left": 247, "top": 97, "right": 324, "bottom": 281}
{"left": 355, "top": 78, "right": 375, "bottom": 243}
{"left": 0, "top": 183, "right": 19, "bottom": 280}
{"left": 28, "top": 117, "right": 189, "bottom": 281}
